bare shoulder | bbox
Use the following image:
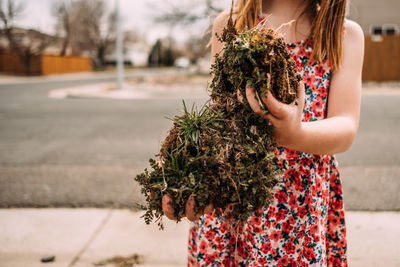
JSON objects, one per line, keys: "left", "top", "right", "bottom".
{"left": 344, "top": 19, "right": 364, "bottom": 45}
{"left": 331, "top": 19, "right": 364, "bottom": 76}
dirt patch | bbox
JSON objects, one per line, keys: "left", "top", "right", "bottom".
{"left": 94, "top": 254, "right": 143, "bottom": 267}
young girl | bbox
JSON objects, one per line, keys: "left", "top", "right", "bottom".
{"left": 162, "top": 0, "right": 364, "bottom": 265}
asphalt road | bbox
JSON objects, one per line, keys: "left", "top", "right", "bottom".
{"left": 0, "top": 73, "right": 399, "bottom": 210}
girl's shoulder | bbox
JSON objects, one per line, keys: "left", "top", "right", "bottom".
{"left": 332, "top": 19, "right": 364, "bottom": 75}
{"left": 343, "top": 19, "right": 364, "bottom": 44}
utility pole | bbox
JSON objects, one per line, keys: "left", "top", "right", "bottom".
{"left": 115, "top": 0, "right": 124, "bottom": 89}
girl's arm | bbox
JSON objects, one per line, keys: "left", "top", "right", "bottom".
{"left": 247, "top": 20, "right": 364, "bottom": 155}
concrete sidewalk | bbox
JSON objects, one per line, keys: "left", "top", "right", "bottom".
{"left": 0, "top": 209, "right": 399, "bottom": 267}
{"left": 0, "top": 71, "right": 119, "bottom": 84}
{"left": 0, "top": 68, "right": 190, "bottom": 85}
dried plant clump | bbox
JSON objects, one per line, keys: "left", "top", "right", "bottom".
{"left": 135, "top": 12, "right": 302, "bottom": 228}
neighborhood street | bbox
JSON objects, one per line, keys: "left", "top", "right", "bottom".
{"left": 0, "top": 71, "right": 399, "bottom": 211}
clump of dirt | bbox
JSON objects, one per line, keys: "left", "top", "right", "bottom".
{"left": 93, "top": 254, "right": 142, "bottom": 267}
{"left": 135, "top": 9, "right": 301, "bottom": 227}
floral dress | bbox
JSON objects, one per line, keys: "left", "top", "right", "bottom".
{"left": 187, "top": 37, "right": 348, "bottom": 266}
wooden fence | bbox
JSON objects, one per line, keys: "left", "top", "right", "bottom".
{"left": 0, "top": 53, "right": 41, "bottom": 75}
{"left": 41, "top": 55, "right": 91, "bottom": 75}
{"left": 0, "top": 53, "right": 91, "bottom": 75}
{"left": 1, "top": 36, "right": 399, "bottom": 80}
{"left": 363, "top": 35, "right": 400, "bottom": 81}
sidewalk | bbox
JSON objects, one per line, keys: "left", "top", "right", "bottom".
{"left": 0, "top": 209, "right": 399, "bottom": 267}
{"left": 0, "top": 68, "right": 192, "bottom": 85}
{"left": 46, "top": 77, "right": 400, "bottom": 101}
{"left": 0, "top": 71, "right": 117, "bottom": 84}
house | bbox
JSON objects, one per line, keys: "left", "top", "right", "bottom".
{"left": 0, "top": 27, "right": 62, "bottom": 55}
{"left": 0, "top": 27, "right": 91, "bottom": 75}
{"left": 348, "top": 0, "right": 400, "bottom": 81}
{"left": 348, "top": 0, "right": 400, "bottom": 35}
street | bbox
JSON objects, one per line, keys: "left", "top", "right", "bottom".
{"left": 0, "top": 72, "right": 399, "bottom": 210}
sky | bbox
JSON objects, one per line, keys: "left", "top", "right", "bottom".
{"left": 13, "top": 0, "right": 232, "bottom": 44}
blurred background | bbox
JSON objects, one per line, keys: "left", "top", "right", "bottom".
{"left": 0, "top": 0, "right": 399, "bottom": 266}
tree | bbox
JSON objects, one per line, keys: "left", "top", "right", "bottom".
{"left": 148, "top": 39, "right": 162, "bottom": 67}
{"left": 52, "top": 1, "right": 71, "bottom": 56}
{"left": 154, "top": 0, "right": 222, "bottom": 26}
{"left": 152, "top": 0, "right": 225, "bottom": 64}
{"left": 0, "top": 0, "right": 55, "bottom": 75}
{"left": 52, "top": 0, "right": 118, "bottom": 67}
{"left": 184, "top": 34, "right": 210, "bottom": 64}
{"left": 76, "top": 0, "right": 116, "bottom": 67}
{"left": 148, "top": 38, "right": 179, "bottom": 67}
{"left": 0, "top": 0, "right": 24, "bottom": 51}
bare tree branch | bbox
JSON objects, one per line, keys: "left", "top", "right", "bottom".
{"left": 153, "top": 0, "right": 223, "bottom": 27}
{"left": 206, "top": 0, "right": 223, "bottom": 13}
{"left": 52, "top": 1, "right": 71, "bottom": 56}
{"left": 51, "top": 0, "right": 120, "bottom": 66}
{"left": 155, "top": 8, "right": 202, "bottom": 26}
{"left": 0, "top": 0, "right": 25, "bottom": 54}
{"left": 0, "top": 0, "right": 55, "bottom": 75}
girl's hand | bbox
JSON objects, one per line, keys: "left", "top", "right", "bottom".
{"left": 245, "top": 82, "right": 305, "bottom": 149}
{"left": 162, "top": 194, "right": 214, "bottom": 222}
{"left": 155, "top": 160, "right": 213, "bottom": 221}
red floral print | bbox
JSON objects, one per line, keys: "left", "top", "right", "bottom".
{"left": 188, "top": 31, "right": 347, "bottom": 267}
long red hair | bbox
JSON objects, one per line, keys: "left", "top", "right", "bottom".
{"left": 233, "top": 0, "right": 347, "bottom": 70}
